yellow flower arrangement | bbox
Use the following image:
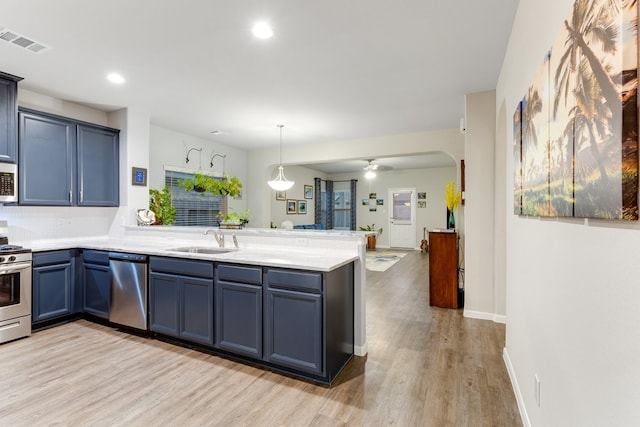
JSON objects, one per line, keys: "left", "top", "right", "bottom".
{"left": 445, "top": 181, "right": 462, "bottom": 211}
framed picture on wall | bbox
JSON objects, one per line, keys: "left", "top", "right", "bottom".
{"left": 276, "top": 191, "right": 286, "bottom": 201}
{"left": 131, "top": 167, "right": 147, "bottom": 186}
{"left": 304, "top": 185, "right": 313, "bottom": 199}
{"left": 287, "top": 199, "right": 297, "bottom": 214}
{"left": 362, "top": 199, "right": 370, "bottom": 205}
{"left": 417, "top": 192, "right": 426, "bottom": 200}
{"left": 418, "top": 201, "right": 426, "bottom": 208}
{"left": 298, "top": 200, "right": 307, "bottom": 214}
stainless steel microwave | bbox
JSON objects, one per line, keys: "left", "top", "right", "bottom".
{"left": 0, "top": 163, "right": 17, "bottom": 203}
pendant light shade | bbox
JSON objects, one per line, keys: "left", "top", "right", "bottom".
{"left": 268, "top": 124, "right": 294, "bottom": 191}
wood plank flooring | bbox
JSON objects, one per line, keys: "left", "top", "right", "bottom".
{"left": 0, "top": 250, "right": 522, "bottom": 426}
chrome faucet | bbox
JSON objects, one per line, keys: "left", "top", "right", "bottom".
{"left": 204, "top": 229, "right": 224, "bottom": 247}
{"left": 232, "top": 233, "right": 239, "bottom": 248}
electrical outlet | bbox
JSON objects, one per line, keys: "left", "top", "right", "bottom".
{"left": 534, "top": 374, "right": 541, "bottom": 406}
{"left": 296, "top": 238, "right": 308, "bottom": 247}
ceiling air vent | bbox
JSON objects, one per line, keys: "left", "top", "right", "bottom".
{"left": 0, "top": 27, "right": 50, "bottom": 54}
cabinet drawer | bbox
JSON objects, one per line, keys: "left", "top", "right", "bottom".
{"left": 266, "top": 269, "right": 322, "bottom": 293}
{"left": 82, "top": 250, "right": 109, "bottom": 265}
{"left": 150, "top": 256, "right": 213, "bottom": 279}
{"left": 217, "top": 264, "right": 262, "bottom": 285}
{"left": 33, "top": 250, "right": 72, "bottom": 267}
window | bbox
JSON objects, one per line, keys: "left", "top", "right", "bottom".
{"left": 333, "top": 190, "right": 351, "bottom": 229}
{"left": 165, "top": 170, "right": 226, "bottom": 226}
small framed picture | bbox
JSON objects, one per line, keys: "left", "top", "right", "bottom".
{"left": 418, "top": 201, "right": 426, "bottom": 208}
{"left": 362, "top": 198, "right": 370, "bottom": 205}
{"left": 276, "top": 191, "right": 286, "bottom": 201}
{"left": 298, "top": 200, "right": 307, "bottom": 214}
{"left": 418, "top": 192, "right": 426, "bottom": 200}
{"left": 304, "top": 185, "right": 313, "bottom": 199}
{"left": 132, "top": 167, "right": 147, "bottom": 186}
{"left": 369, "top": 205, "right": 377, "bottom": 212}
{"left": 287, "top": 199, "right": 297, "bottom": 214}
{"left": 376, "top": 199, "right": 384, "bottom": 206}
{"left": 369, "top": 192, "right": 377, "bottom": 199}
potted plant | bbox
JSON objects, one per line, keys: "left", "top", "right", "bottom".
{"left": 359, "top": 224, "right": 383, "bottom": 250}
{"left": 179, "top": 173, "right": 243, "bottom": 198}
{"left": 218, "top": 208, "right": 250, "bottom": 229}
{"left": 149, "top": 187, "right": 176, "bottom": 225}
{"left": 444, "top": 181, "right": 462, "bottom": 229}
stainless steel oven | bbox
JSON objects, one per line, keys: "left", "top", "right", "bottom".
{"left": 0, "top": 249, "right": 32, "bottom": 343}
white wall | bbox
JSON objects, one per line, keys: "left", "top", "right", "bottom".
{"left": 464, "top": 90, "right": 499, "bottom": 320}
{"left": 148, "top": 124, "right": 248, "bottom": 215}
{"left": 498, "top": 0, "right": 640, "bottom": 425}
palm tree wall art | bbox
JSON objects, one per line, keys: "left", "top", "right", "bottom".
{"left": 514, "top": 0, "right": 638, "bottom": 220}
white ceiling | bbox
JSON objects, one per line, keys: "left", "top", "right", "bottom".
{"left": 303, "top": 153, "right": 455, "bottom": 174}
{"left": 1, "top": 1, "right": 518, "bottom": 156}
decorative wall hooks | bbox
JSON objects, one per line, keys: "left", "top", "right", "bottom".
{"left": 210, "top": 153, "right": 227, "bottom": 175}
{"left": 185, "top": 147, "right": 202, "bottom": 165}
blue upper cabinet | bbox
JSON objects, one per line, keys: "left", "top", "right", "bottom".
{"left": 77, "top": 124, "right": 119, "bottom": 206}
{"left": 18, "top": 108, "right": 119, "bottom": 206}
{"left": 0, "top": 72, "right": 23, "bottom": 164}
{"left": 19, "top": 110, "right": 75, "bottom": 205}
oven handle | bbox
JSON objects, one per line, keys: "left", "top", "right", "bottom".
{"left": 0, "top": 262, "right": 32, "bottom": 274}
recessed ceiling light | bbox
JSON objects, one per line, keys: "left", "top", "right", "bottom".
{"left": 106, "top": 73, "right": 125, "bottom": 84}
{"left": 252, "top": 21, "right": 273, "bottom": 39}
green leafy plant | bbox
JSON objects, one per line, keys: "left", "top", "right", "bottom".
{"left": 218, "top": 208, "right": 250, "bottom": 225}
{"left": 359, "top": 224, "right": 383, "bottom": 235}
{"left": 179, "top": 173, "right": 243, "bottom": 198}
{"left": 149, "top": 187, "right": 176, "bottom": 225}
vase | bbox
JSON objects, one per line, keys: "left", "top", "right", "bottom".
{"left": 447, "top": 209, "right": 455, "bottom": 229}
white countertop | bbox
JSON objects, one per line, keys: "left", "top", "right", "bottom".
{"left": 30, "top": 237, "right": 358, "bottom": 272}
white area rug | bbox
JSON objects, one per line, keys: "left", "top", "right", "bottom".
{"left": 365, "top": 251, "right": 407, "bottom": 272}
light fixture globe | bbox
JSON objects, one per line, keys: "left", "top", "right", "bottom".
{"left": 268, "top": 166, "right": 294, "bottom": 191}
{"left": 267, "top": 124, "right": 295, "bottom": 191}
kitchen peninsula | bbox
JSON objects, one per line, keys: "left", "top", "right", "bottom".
{"left": 27, "top": 226, "right": 366, "bottom": 385}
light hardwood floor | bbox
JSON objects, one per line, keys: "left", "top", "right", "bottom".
{"left": 0, "top": 250, "right": 522, "bottom": 426}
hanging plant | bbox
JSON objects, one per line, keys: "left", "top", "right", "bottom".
{"left": 179, "top": 173, "right": 243, "bottom": 198}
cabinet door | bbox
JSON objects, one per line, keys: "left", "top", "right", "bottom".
{"left": 19, "top": 110, "right": 75, "bottom": 205}
{"left": 149, "top": 272, "right": 180, "bottom": 337}
{"left": 32, "top": 263, "right": 72, "bottom": 322}
{"left": 264, "top": 288, "right": 323, "bottom": 375}
{"left": 77, "top": 124, "right": 119, "bottom": 206}
{"left": 0, "top": 75, "right": 19, "bottom": 163}
{"left": 83, "top": 262, "right": 110, "bottom": 318}
{"left": 181, "top": 276, "right": 214, "bottom": 346}
{"left": 215, "top": 281, "right": 262, "bottom": 358}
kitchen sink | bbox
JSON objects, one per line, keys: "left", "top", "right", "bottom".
{"left": 167, "top": 246, "right": 234, "bottom": 254}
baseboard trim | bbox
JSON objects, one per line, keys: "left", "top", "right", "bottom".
{"left": 354, "top": 344, "right": 368, "bottom": 357}
{"left": 503, "top": 347, "right": 531, "bottom": 427}
{"left": 463, "top": 310, "right": 507, "bottom": 324}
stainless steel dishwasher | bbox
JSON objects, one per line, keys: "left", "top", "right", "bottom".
{"left": 109, "top": 252, "right": 148, "bottom": 330}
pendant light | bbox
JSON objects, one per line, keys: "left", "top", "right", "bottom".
{"left": 268, "top": 124, "right": 295, "bottom": 191}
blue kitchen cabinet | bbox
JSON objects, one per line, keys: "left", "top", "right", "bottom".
{"left": 19, "top": 110, "right": 75, "bottom": 205}
{"left": 215, "top": 264, "right": 263, "bottom": 359}
{"left": 18, "top": 108, "right": 119, "bottom": 206}
{"left": 149, "top": 257, "right": 214, "bottom": 346}
{"left": 77, "top": 124, "right": 119, "bottom": 206}
{"left": 82, "top": 250, "right": 111, "bottom": 319}
{"left": 32, "top": 250, "right": 76, "bottom": 324}
{"left": 0, "top": 72, "right": 22, "bottom": 163}
{"left": 264, "top": 265, "right": 354, "bottom": 382}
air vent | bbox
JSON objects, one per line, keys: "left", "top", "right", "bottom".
{"left": 0, "top": 27, "right": 50, "bottom": 54}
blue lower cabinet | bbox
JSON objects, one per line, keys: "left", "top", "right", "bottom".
{"left": 264, "top": 287, "right": 323, "bottom": 375}
{"left": 82, "top": 251, "right": 110, "bottom": 319}
{"left": 180, "top": 276, "right": 214, "bottom": 345}
{"left": 215, "top": 281, "right": 262, "bottom": 358}
{"left": 32, "top": 255, "right": 73, "bottom": 322}
{"left": 149, "top": 257, "right": 214, "bottom": 347}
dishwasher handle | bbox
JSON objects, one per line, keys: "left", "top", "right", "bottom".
{"left": 108, "top": 252, "right": 148, "bottom": 263}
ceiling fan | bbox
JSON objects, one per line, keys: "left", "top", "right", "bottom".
{"left": 363, "top": 159, "right": 389, "bottom": 179}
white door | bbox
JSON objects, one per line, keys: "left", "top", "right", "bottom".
{"left": 388, "top": 188, "right": 416, "bottom": 248}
